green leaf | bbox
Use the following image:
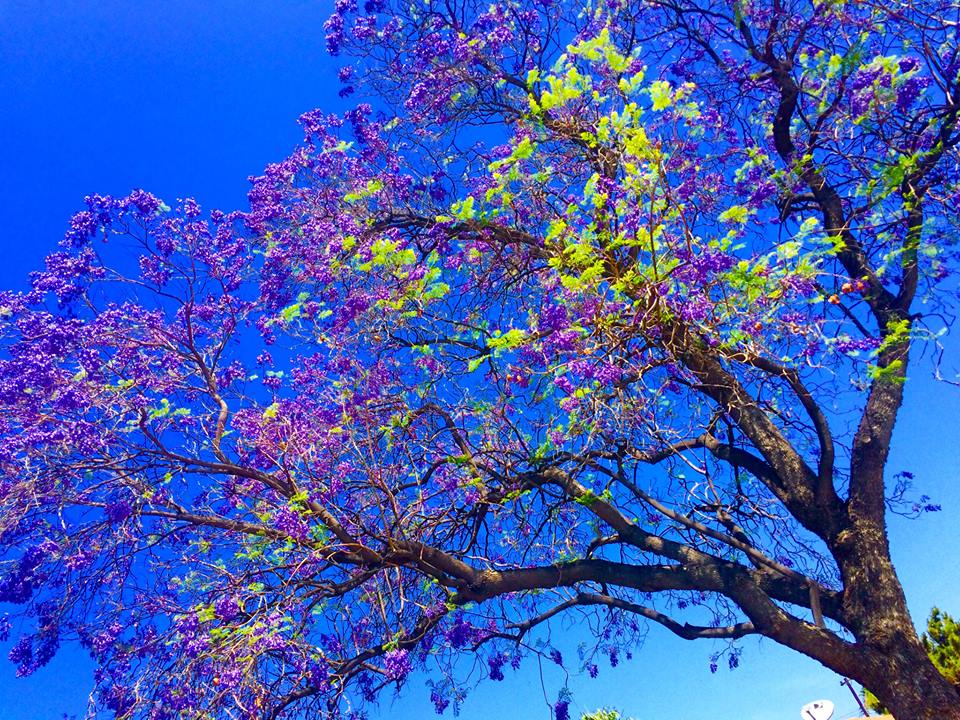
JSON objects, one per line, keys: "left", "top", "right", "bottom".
{"left": 718, "top": 205, "right": 749, "bottom": 224}
{"left": 488, "top": 328, "right": 528, "bottom": 351}
{"left": 453, "top": 196, "right": 476, "bottom": 220}
{"left": 649, "top": 80, "right": 673, "bottom": 111}
{"left": 263, "top": 402, "right": 280, "bottom": 420}
{"left": 467, "top": 355, "right": 489, "bottom": 373}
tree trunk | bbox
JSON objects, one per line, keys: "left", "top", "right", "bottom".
{"left": 862, "top": 636, "right": 960, "bottom": 719}
{"left": 831, "top": 521, "right": 960, "bottom": 718}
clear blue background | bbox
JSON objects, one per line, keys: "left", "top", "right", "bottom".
{"left": 1, "top": 2, "right": 958, "bottom": 719}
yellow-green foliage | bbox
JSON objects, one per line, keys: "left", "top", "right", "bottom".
{"left": 581, "top": 710, "right": 633, "bottom": 720}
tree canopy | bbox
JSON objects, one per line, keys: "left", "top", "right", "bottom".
{"left": 1, "top": 1, "right": 959, "bottom": 719}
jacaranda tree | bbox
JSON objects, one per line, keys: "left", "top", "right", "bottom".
{"left": 1, "top": 1, "right": 958, "bottom": 718}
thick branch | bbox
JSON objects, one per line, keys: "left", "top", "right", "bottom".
{"left": 576, "top": 592, "right": 757, "bottom": 640}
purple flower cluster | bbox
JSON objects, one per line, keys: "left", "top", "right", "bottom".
{"left": 834, "top": 336, "right": 881, "bottom": 354}
{"left": 442, "top": 615, "right": 483, "bottom": 649}
{"left": 897, "top": 75, "right": 930, "bottom": 112}
{"left": 214, "top": 595, "right": 241, "bottom": 621}
{"left": 320, "top": 632, "right": 344, "bottom": 654}
{"left": 89, "top": 622, "right": 123, "bottom": 658}
{"left": 104, "top": 501, "right": 132, "bottom": 524}
{"left": 849, "top": 65, "right": 885, "bottom": 117}
{"left": 8, "top": 636, "right": 34, "bottom": 675}
{"left": 0, "top": 546, "right": 46, "bottom": 604}
{"left": 674, "top": 249, "right": 736, "bottom": 285}
{"left": 554, "top": 375, "right": 575, "bottom": 395}
{"left": 324, "top": 10, "right": 346, "bottom": 54}
{"left": 352, "top": 15, "right": 377, "bottom": 40}
{"left": 538, "top": 304, "right": 569, "bottom": 331}
{"left": 8, "top": 610, "right": 59, "bottom": 676}
{"left": 62, "top": 190, "right": 162, "bottom": 247}
{"left": 173, "top": 614, "right": 208, "bottom": 659}
{"left": 488, "top": 653, "right": 506, "bottom": 681}
{"left": 29, "top": 248, "right": 102, "bottom": 303}
{"left": 274, "top": 507, "right": 311, "bottom": 541}
{"left": 383, "top": 647, "right": 412, "bottom": 680}
{"left": 729, "top": 649, "right": 741, "bottom": 669}
{"left": 430, "top": 687, "right": 450, "bottom": 715}
{"left": 309, "top": 659, "right": 333, "bottom": 693}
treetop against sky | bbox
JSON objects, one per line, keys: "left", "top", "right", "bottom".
{"left": 0, "top": 1, "right": 959, "bottom": 719}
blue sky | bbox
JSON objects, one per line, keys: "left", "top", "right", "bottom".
{"left": 1, "top": 2, "right": 958, "bottom": 719}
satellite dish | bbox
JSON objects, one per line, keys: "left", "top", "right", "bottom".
{"left": 800, "top": 700, "right": 835, "bottom": 720}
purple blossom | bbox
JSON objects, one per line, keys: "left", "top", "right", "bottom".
{"left": 554, "top": 376, "right": 575, "bottom": 395}
{"left": 782, "top": 274, "right": 818, "bottom": 297}
{"left": 104, "top": 501, "right": 132, "bottom": 523}
{"left": 539, "top": 304, "right": 569, "bottom": 331}
{"left": 274, "top": 507, "right": 310, "bottom": 541}
{"left": 9, "top": 635, "right": 34, "bottom": 675}
{"left": 214, "top": 595, "right": 241, "bottom": 621}
{"left": 488, "top": 653, "right": 506, "bottom": 681}
{"left": 63, "top": 210, "right": 98, "bottom": 247}
{"left": 181, "top": 198, "right": 201, "bottom": 219}
{"left": 898, "top": 57, "right": 920, "bottom": 74}
{"left": 320, "top": 633, "right": 344, "bottom": 654}
{"left": 324, "top": 12, "right": 345, "bottom": 55}
{"left": 309, "top": 660, "right": 333, "bottom": 692}
{"left": 383, "top": 647, "right": 412, "bottom": 680}
{"left": 0, "top": 546, "right": 46, "bottom": 604}
{"left": 352, "top": 15, "right": 377, "bottom": 40}
{"left": 834, "top": 336, "right": 881, "bottom": 354}
{"left": 443, "top": 615, "right": 479, "bottom": 649}
{"left": 124, "top": 189, "right": 162, "bottom": 216}
{"left": 897, "top": 76, "right": 929, "bottom": 112}
{"left": 90, "top": 622, "right": 123, "bottom": 657}
{"left": 430, "top": 687, "right": 450, "bottom": 715}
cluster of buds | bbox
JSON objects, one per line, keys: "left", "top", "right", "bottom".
{"left": 828, "top": 277, "right": 870, "bottom": 305}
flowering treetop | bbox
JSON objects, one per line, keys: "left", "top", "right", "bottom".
{"left": 1, "top": 1, "right": 959, "bottom": 719}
